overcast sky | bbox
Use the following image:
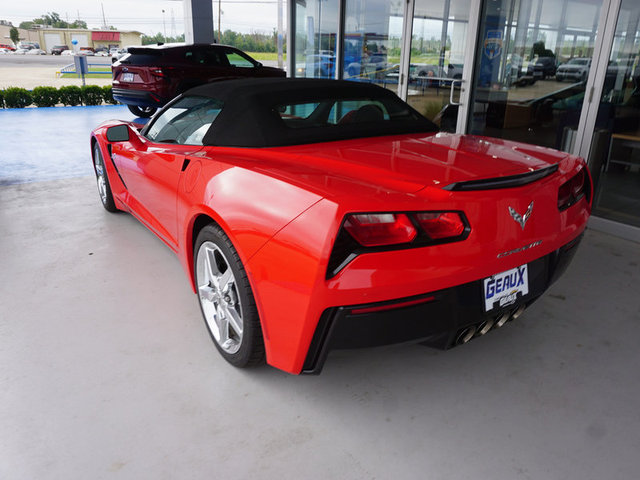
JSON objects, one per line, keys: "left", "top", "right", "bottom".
{"left": 3, "top": 0, "right": 281, "bottom": 36}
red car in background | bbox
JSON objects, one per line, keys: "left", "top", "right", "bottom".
{"left": 91, "top": 78, "right": 591, "bottom": 374}
{"left": 111, "top": 43, "right": 285, "bottom": 117}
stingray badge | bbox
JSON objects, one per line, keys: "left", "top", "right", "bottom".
{"left": 509, "top": 202, "right": 533, "bottom": 230}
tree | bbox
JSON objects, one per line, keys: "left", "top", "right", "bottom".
{"left": 9, "top": 26, "right": 19, "bottom": 46}
{"left": 18, "top": 21, "right": 34, "bottom": 30}
{"left": 69, "top": 20, "right": 87, "bottom": 29}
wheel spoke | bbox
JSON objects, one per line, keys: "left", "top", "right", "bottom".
{"left": 224, "top": 305, "right": 243, "bottom": 336}
{"left": 203, "top": 248, "right": 219, "bottom": 284}
{"left": 215, "top": 304, "right": 230, "bottom": 344}
{"left": 198, "top": 284, "right": 216, "bottom": 302}
{"left": 218, "top": 268, "right": 233, "bottom": 293}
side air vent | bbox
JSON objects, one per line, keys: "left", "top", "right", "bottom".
{"left": 443, "top": 164, "right": 558, "bottom": 191}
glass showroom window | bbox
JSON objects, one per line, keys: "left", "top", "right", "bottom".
{"left": 406, "top": 0, "right": 470, "bottom": 130}
{"left": 469, "top": 0, "right": 603, "bottom": 151}
{"left": 343, "top": 0, "right": 404, "bottom": 95}
{"left": 294, "top": 0, "right": 340, "bottom": 78}
{"left": 588, "top": 0, "right": 640, "bottom": 228}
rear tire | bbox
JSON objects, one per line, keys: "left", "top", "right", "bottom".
{"left": 92, "top": 143, "right": 118, "bottom": 213}
{"left": 127, "top": 105, "right": 157, "bottom": 118}
{"left": 194, "top": 224, "right": 265, "bottom": 368}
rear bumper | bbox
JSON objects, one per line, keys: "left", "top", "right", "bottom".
{"left": 112, "top": 87, "right": 167, "bottom": 108}
{"left": 302, "top": 233, "right": 583, "bottom": 374}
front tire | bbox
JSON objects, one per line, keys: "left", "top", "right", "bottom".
{"left": 127, "top": 105, "right": 157, "bottom": 118}
{"left": 92, "top": 143, "right": 118, "bottom": 212}
{"left": 194, "top": 224, "right": 265, "bottom": 367}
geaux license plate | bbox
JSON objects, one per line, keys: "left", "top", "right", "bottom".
{"left": 483, "top": 264, "right": 529, "bottom": 311}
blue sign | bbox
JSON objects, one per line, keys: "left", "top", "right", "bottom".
{"left": 484, "top": 30, "right": 503, "bottom": 60}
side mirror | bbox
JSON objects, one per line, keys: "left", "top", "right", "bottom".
{"left": 106, "top": 124, "right": 130, "bottom": 142}
{"left": 256, "top": 62, "right": 263, "bottom": 68}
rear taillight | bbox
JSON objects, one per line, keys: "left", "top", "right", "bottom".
{"left": 150, "top": 67, "right": 173, "bottom": 78}
{"left": 328, "top": 210, "right": 470, "bottom": 277}
{"left": 343, "top": 213, "right": 416, "bottom": 247}
{"left": 415, "top": 212, "right": 465, "bottom": 240}
{"left": 558, "top": 167, "right": 589, "bottom": 210}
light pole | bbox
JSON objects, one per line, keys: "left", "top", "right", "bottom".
{"left": 218, "top": 0, "right": 222, "bottom": 44}
{"left": 162, "top": 9, "right": 167, "bottom": 41}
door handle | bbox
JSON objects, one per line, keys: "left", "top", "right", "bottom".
{"left": 450, "top": 79, "right": 463, "bottom": 106}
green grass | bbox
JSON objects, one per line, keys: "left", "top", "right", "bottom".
{"left": 246, "top": 52, "right": 287, "bottom": 61}
{"left": 60, "top": 73, "right": 111, "bottom": 79}
{"left": 60, "top": 64, "right": 112, "bottom": 78}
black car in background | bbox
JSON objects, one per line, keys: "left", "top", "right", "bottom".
{"left": 528, "top": 57, "right": 557, "bottom": 79}
{"left": 112, "top": 43, "right": 285, "bottom": 117}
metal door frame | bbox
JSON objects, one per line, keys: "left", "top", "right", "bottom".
{"left": 574, "top": 0, "right": 622, "bottom": 160}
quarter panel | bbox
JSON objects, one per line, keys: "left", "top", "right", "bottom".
{"left": 175, "top": 157, "right": 324, "bottom": 293}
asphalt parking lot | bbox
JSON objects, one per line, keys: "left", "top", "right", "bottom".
{"left": 1, "top": 106, "right": 639, "bottom": 479}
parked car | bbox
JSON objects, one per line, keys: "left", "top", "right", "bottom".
{"left": 345, "top": 53, "right": 388, "bottom": 79}
{"left": 78, "top": 47, "right": 95, "bottom": 56}
{"left": 18, "top": 41, "right": 39, "bottom": 50}
{"left": 0, "top": 43, "right": 15, "bottom": 51}
{"left": 51, "top": 45, "right": 69, "bottom": 55}
{"left": 13, "top": 48, "right": 29, "bottom": 55}
{"left": 91, "top": 77, "right": 591, "bottom": 374}
{"left": 111, "top": 47, "right": 130, "bottom": 61}
{"left": 295, "top": 54, "right": 336, "bottom": 78}
{"left": 556, "top": 57, "right": 591, "bottom": 82}
{"left": 61, "top": 49, "right": 74, "bottom": 56}
{"left": 26, "top": 49, "right": 46, "bottom": 55}
{"left": 111, "top": 43, "right": 285, "bottom": 117}
{"left": 505, "top": 53, "right": 537, "bottom": 86}
{"left": 527, "top": 56, "right": 557, "bottom": 79}
{"left": 0, "top": 48, "right": 11, "bottom": 55}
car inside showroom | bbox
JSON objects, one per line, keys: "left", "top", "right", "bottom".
{"left": 1, "top": 0, "right": 639, "bottom": 479}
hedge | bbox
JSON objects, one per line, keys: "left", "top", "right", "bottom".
{"left": 0, "top": 85, "right": 121, "bottom": 108}
{"left": 102, "top": 85, "right": 117, "bottom": 104}
{"left": 81, "top": 85, "right": 104, "bottom": 106}
{"left": 58, "top": 86, "right": 83, "bottom": 106}
{"left": 32, "top": 86, "right": 59, "bottom": 107}
{"left": 3, "top": 87, "right": 33, "bottom": 108}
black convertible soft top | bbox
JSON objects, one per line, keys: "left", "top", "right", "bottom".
{"left": 180, "top": 78, "right": 438, "bottom": 147}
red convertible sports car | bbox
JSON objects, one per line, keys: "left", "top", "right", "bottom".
{"left": 91, "top": 78, "right": 591, "bottom": 374}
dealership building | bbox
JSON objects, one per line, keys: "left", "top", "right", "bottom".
{"left": 34, "top": 27, "right": 143, "bottom": 52}
{"left": 183, "top": 0, "right": 639, "bottom": 240}
{"left": 291, "top": 0, "right": 639, "bottom": 240}
{"left": 299, "top": 0, "right": 640, "bottom": 240}
{"left": 0, "top": 24, "right": 142, "bottom": 52}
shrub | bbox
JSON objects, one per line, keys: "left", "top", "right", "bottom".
{"left": 81, "top": 85, "right": 104, "bottom": 106}
{"left": 58, "top": 85, "right": 83, "bottom": 106}
{"left": 0, "top": 89, "right": 4, "bottom": 108}
{"left": 102, "top": 85, "right": 117, "bottom": 104}
{"left": 3, "top": 87, "right": 32, "bottom": 108}
{"left": 32, "top": 86, "right": 60, "bottom": 107}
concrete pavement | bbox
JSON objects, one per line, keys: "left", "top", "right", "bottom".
{"left": 0, "top": 106, "right": 639, "bottom": 479}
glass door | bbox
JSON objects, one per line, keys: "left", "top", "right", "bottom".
{"left": 468, "top": 0, "right": 604, "bottom": 151}
{"left": 293, "top": 0, "right": 340, "bottom": 79}
{"left": 405, "top": 0, "right": 471, "bottom": 131}
{"left": 585, "top": 0, "right": 640, "bottom": 228}
{"left": 342, "top": 0, "right": 405, "bottom": 96}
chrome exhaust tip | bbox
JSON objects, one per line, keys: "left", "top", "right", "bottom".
{"left": 476, "top": 318, "right": 495, "bottom": 336}
{"left": 511, "top": 305, "right": 526, "bottom": 320}
{"left": 494, "top": 312, "right": 510, "bottom": 329}
{"left": 456, "top": 326, "right": 477, "bottom": 345}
